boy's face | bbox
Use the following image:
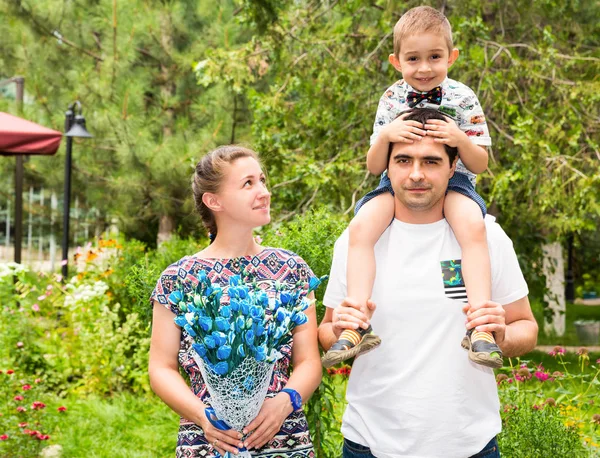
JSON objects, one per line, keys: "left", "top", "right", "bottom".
{"left": 389, "top": 33, "right": 459, "bottom": 92}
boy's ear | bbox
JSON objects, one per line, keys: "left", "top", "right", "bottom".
{"left": 202, "top": 192, "right": 223, "bottom": 213}
{"left": 448, "top": 48, "right": 460, "bottom": 67}
{"left": 389, "top": 53, "right": 402, "bottom": 72}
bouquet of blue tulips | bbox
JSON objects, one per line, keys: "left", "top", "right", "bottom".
{"left": 167, "top": 269, "right": 324, "bottom": 440}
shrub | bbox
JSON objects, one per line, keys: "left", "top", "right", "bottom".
{"left": 0, "top": 369, "right": 67, "bottom": 458}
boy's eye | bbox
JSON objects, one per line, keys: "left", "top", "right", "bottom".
{"left": 407, "top": 56, "right": 418, "bottom": 62}
{"left": 431, "top": 54, "right": 441, "bottom": 60}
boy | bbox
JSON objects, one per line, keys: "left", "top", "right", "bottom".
{"left": 321, "top": 6, "right": 502, "bottom": 369}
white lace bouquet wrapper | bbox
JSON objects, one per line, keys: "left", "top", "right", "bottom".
{"left": 194, "top": 352, "right": 278, "bottom": 432}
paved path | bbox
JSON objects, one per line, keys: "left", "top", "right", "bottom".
{"left": 535, "top": 345, "right": 600, "bottom": 353}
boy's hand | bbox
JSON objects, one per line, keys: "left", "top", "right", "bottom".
{"left": 383, "top": 112, "right": 427, "bottom": 144}
{"left": 424, "top": 116, "right": 468, "bottom": 148}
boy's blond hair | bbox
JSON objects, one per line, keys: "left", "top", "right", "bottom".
{"left": 393, "top": 6, "right": 453, "bottom": 57}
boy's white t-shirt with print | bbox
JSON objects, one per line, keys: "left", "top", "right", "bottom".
{"left": 323, "top": 216, "right": 528, "bottom": 458}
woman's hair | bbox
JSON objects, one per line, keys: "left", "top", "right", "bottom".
{"left": 192, "top": 145, "right": 259, "bottom": 242}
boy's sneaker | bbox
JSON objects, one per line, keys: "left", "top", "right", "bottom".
{"left": 321, "top": 325, "right": 381, "bottom": 368}
{"left": 461, "top": 329, "right": 503, "bottom": 369}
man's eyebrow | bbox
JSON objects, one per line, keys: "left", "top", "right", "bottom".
{"left": 392, "top": 153, "right": 443, "bottom": 161}
{"left": 423, "top": 155, "right": 443, "bottom": 161}
{"left": 392, "top": 153, "right": 413, "bottom": 160}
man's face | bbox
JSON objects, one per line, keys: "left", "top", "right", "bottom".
{"left": 387, "top": 135, "right": 456, "bottom": 217}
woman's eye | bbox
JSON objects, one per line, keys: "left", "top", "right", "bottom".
{"left": 244, "top": 180, "right": 252, "bottom": 187}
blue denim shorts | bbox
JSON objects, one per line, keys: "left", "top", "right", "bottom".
{"left": 342, "top": 436, "right": 499, "bottom": 458}
{"left": 354, "top": 171, "right": 487, "bottom": 217}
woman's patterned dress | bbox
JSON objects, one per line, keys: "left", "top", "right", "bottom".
{"left": 151, "top": 248, "right": 317, "bottom": 458}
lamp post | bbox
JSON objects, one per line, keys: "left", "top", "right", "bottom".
{"left": 62, "top": 101, "right": 92, "bottom": 279}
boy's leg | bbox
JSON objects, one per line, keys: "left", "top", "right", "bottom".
{"left": 444, "top": 191, "right": 502, "bottom": 369}
{"left": 321, "top": 193, "right": 394, "bottom": 368}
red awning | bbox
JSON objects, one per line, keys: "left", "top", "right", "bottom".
{"left": 0, "top": 112, "right": 62, "bottom": 155}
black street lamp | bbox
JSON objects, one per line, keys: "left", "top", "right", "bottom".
{"left": 62, "top": 101, "right": 92, "bottom": 279}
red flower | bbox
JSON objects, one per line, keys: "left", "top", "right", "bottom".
{"left": 7, "top": 369, "right": 14, "bottom": 375}
{"left": 18, "top": 422, "right": 28, "bottom": 428}
{"left": 0, "top": 435, "right": 8, "bottom": 441}
{"left": 31, "top": 401, "right": 46, "bottom": 410}
{"left": 35, "top": 433, "right": 50, "bottom": 440}
{"left": 22, "top": 384, "right": 32, "bottom": 391}
{"left": 16, "top": 406, "right": 26, "bottom": 412}
{"left": 34, "top": 378, "right": 41, "bottom": 384}
{"left": 14, "top": 395, "right": 24, "bottom": 401}
{"left": 58, "top": 406, "right": 67, "bottom": 412}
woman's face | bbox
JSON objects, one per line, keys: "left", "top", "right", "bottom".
{"left": 215, "top": 156, "right": 271, "bottom": 229}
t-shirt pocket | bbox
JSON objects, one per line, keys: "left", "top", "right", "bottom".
{"left": 440, "top": 259, "right": 467, "bottom": 303}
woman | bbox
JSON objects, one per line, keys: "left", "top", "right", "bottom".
{"left": 149, "top": 145, "right": 322, "bottom": 457}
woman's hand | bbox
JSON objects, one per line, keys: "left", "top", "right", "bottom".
{"left": 243, "top": 394, "right": 293, "bottom": 450}
{"left": 198, "top": 408, "right": 245, "bottom": 456}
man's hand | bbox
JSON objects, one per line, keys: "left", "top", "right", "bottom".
{"left": 331, "top": 298, "right": 376, "bottom": 338}
{"left": 383, "top": 112, "right": 427, "bottom": 144}
{"left": 424, "top": 116, "right": 468, "bottom": 148}
{"left": 463, "top": 301, "right": 506, "bottom": 345}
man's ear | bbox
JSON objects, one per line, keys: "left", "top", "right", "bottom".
{"left": 448, "top": 48, "right": 459, "bottom": 68}
{"left": 389, "top": 53, "right": 402, "bottom": 72}
{"left": 202, "top": 192, "right": 223, "bottom": 213}
{"left": 449, "top": 155, "right": 458, "bottom": 178}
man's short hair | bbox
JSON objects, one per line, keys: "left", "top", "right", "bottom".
{"left": 389, "top": 108, "right": 459, "bottom": 166}
{"left": 393, "top": 6, "right": 454, "bottom": 58}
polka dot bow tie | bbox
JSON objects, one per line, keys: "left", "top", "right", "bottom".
{"left": 407, "top": 86, "right": 442, "bottom": 108}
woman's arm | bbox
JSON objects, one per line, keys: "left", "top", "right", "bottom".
{"left": 243, "top": 292, "right": 322, "bottom": 449}
{"left": 149, "top": 302, "right": 243, "bottom": 455}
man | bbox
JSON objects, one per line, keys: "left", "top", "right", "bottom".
{"left": 318, "top": 108, "right": 538, "bottom": 458}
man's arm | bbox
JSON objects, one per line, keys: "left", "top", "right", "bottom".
{"left": 318, "top": 299, "right": 375, "bottom": 352}
{"left": 498, "top": 296, "right": 538, "bottom": 357}
{"left": 463, "top": 296, "right": 538, "bottom": 358}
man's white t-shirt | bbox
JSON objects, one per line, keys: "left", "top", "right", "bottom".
{"left": 323, "top": 216, "right": 528, "bottom": 458}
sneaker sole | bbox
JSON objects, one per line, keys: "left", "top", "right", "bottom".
{"left": 321, "top": 333, "right": 382, "bottom": 368}
{"left": 461, "top": 335, "right": 503, "bottom": 369}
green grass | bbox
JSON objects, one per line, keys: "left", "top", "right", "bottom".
{"left": 531, "top": 299, "right": 600, "bottom": 346}
{"left": 49, "top": 393, "right": 178, "bottom": 457}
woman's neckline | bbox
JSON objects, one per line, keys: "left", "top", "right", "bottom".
{"left": 188, "top": 246, "right": 272, "bottom": 262}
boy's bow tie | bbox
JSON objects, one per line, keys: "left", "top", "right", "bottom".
{"left": 407, "top": 86, "right": 442, "bottom": 107}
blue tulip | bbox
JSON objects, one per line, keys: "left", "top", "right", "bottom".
{"left": 276, "top": 308, "right": 287, "bottom": 323}
{"left": 217, "top": 345, "right": 232, "bottom": 360}
{"left": 237, "top": 344, "right": 245, "bottom": 358}
{"left": 292, "top": 312, "right": 308, "bottom": 326}
{"left": 168, "top": 291, "right": 183, "bottom": 306}
{"left": 220, "top": 305, "right": 231, "bottom": 318}
{"left": 238, "top": 287, "right": 248, "bottom": 300}
{"left": 280, "top": 292, "right": 291, "bottom": 305}
{"left": 174, "top": 315, "right": 187, "bottom": 327}
{"left": 230, "top": 298, "right": 240, "bottom": 312}
{"left": 204, "top": 335, "right": 217, "bottom": 349}
{"left": 254, "top": 344, "right": 267, "bottom": 361}
{"left": 196, "top": 270, "right": 207, "bottom": 283}
{"left": 235, "top": 317, "right": 245, "bottom": 332}
{"left": 229, "top": 275, "right": 241, "bottom": 287}
{"left": 215, "top": 317, "right": 229, "bottom": 332}
{"left": 214, "top": 287, "right": 223, "bottom": 300}
{"left": 192, "top": 343, "right": 207, "bottom": 357}
{"left": 214, "top": 362, "right": 229, "bottom": 376}
{"left": 250, "top": 306, "right": 263, "bottom": 322}
{"left": 227, "top": 331, "right": 236, "bottom": 344}
{"left": 184, "top": 324, "right": 197, "bottom": 337}
{"left": 256, "top": 292, "right": 269, "bottom": 307}
{"left": 212, "top": 331, "right": 227, "bottom": 346}
{"left": 254, "top": 322, "right": 265, "bottom": 337}
{"left": 240, "top": 301, "right": 250, "bottom": 315}
{"left": 199, "top": 316, "right": 213, "bottom": 332}
{"left": 205, "top": 287, "right": 213, "bottom": 297}
{"left": 309, "top": 276, "right": 326, "bottom": 292}
{"left": 245, "top": 330, "right": 255, "bottom": 346}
